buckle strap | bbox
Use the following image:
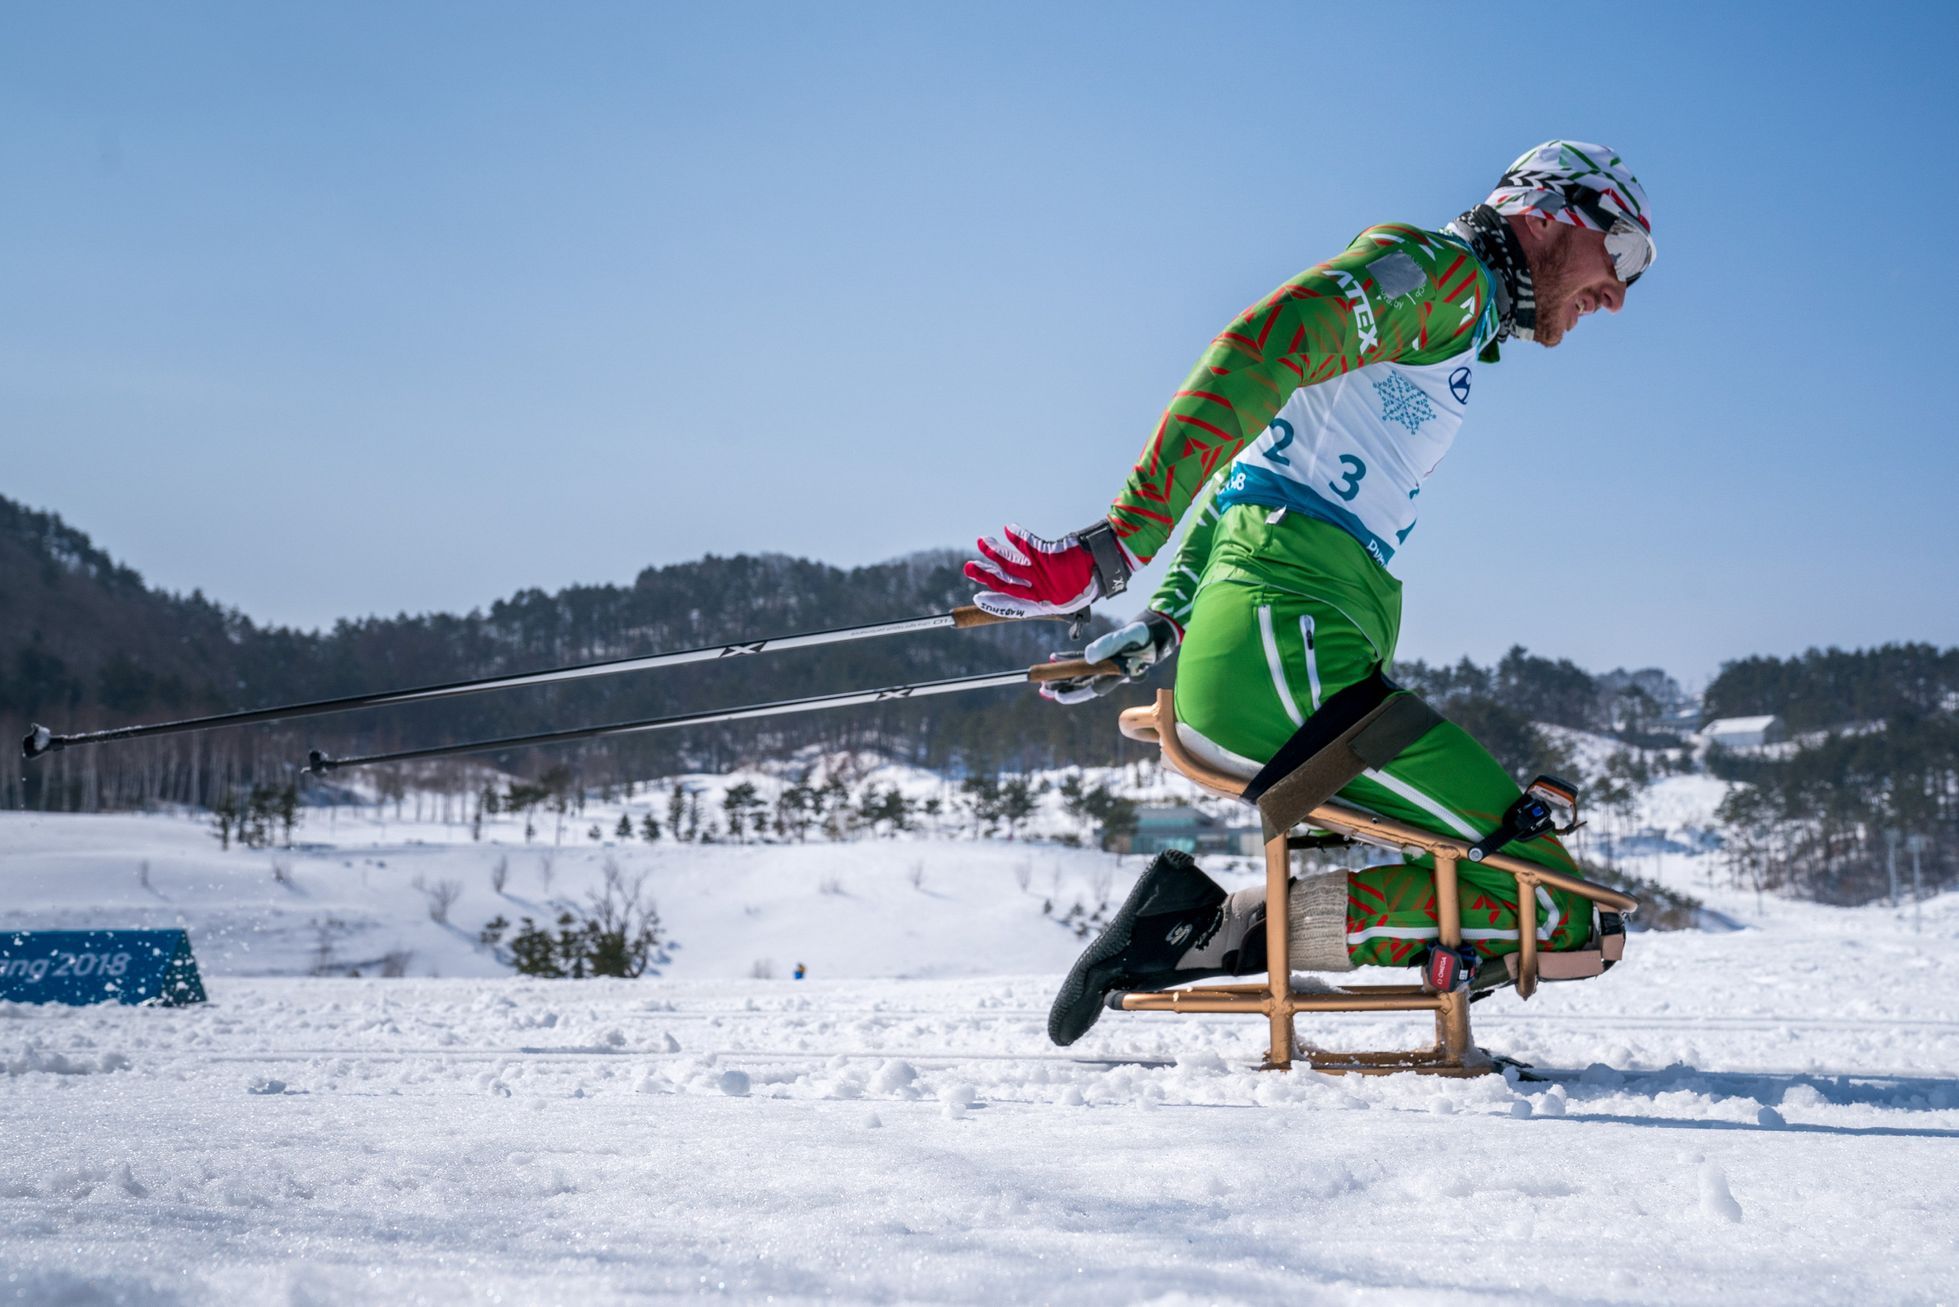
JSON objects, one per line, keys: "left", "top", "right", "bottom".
{"left": 1350, "top": 694, "right": 1442, "bottom": 769}
{"left": 1244, "top": 671, "right": 1443, "bottom": 839}
{"left": 1076, "top": 519, "right": 1131, "bottom": 598}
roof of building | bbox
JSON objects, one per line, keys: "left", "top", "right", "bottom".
{"left": 1704, "top": 715, "right": 1781, "bottom": 735}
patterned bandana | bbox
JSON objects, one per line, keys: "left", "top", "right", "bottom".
{"left": 1485, "top": 140, "right": 1654, "bottom": 285}
{"left": 1452, "top": 203, "right": 1536, "bottom": 346}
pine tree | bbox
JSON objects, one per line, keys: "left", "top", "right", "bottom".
{"left": 667, "top": 783, "right": 686, "bottom": 841}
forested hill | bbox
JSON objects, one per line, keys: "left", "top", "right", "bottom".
{"left": 1701, "top": 645, "right": 1958, "bottom": 904}
{"left": 0, "top": 494, "right": 1149, "bottom": 811}
{"left": 9, "top": 489, "right": 1955, "bottom": 910}
{"left": 0, "top": 495, "right": 254, "bottom": 723}
{"left": 1702, "top": 645, "right": 1959, "bottom": 731}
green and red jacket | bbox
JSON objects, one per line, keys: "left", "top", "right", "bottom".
{"left": 1110, "top": 222, "right": 1499, "bottom": 580}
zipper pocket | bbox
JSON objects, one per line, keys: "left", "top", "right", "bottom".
{"left": 1257, "top": 604, "right": 1305, "bottom": 727}
{"left": 1300, "top": 614, "right": 1323, "bottom": 712}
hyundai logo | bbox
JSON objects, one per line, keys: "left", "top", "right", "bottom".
{"left": 1449, "top": 367, "right": 1472, "bottom": 404}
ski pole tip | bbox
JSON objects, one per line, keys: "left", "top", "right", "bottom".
{"left": 306, "top": 749, "right": 333, "bottom": 776}
{"left": 20, "top": 724, "right": 54, "bottom": 761}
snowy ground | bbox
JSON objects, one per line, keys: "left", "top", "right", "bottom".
{"left": 4, "top": 795, "right": 1957, "bottom": 1305}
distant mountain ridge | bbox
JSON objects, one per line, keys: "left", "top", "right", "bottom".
{"left": 0, "top": 493, "right": 1145, "bottom": 811}
{"left": 8, "top": 489, "right": 1951, "bottom": 913}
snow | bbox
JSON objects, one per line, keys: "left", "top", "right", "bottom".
{"left": 4, "top": 788, "right": 1957, "bottom": 1304}
{"left": 0, "top": 803, "right": 1176, "bottom": 982}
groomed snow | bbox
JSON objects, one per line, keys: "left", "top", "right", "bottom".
{"left": 4, "top": 796, "right": 1956, "bottom": 1305}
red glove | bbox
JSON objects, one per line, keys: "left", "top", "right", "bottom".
{"left": 964, "top": 521, "right": 1136, "bottom": 619}
{"left": 959, "top": 521, "right": 1136, "bottom": 619}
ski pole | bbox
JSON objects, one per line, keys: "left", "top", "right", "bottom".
{"left": 303, "top": 657, "right": 1120, "bottom": 775}
{"left": 20, "top": 605, "right": 1077, "bottom": 762}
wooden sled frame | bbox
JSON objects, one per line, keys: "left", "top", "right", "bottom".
{"left": 1117, "top": 690, "right": 1640, "bottom": 1075}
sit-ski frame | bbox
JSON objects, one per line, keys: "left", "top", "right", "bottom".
{"left": 1117, "top": 691, "right": 1640, "bottom": 1075}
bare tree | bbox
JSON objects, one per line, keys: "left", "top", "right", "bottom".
{"left": 489, "top": 854, "right": 510, "bottom": 895}
{"left": 412, "top": 874, "right": 464, "bottom": 925}
{"left": 581, "top": 857, "right": 663, "bottom": 978}
{"left": 1090, "top": 865, "right": 1115, "bottom": 913}
{"left": 308, "top": 919, "right": 344, "bottom": 975}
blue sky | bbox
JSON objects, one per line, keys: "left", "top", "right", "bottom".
{"left": 4, "top": 2, "right": 1955, "bottom": 686}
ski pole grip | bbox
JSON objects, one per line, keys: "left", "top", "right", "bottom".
{"left": 1028, "top": 658, "right": 1123, "bottom": 683}
{"left": 951, "top": 606, "right": 1082, "bottom": 629}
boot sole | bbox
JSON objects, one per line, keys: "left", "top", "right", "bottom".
{"left": 1047, "top": 855, "right": 1200, "bottom": 1047}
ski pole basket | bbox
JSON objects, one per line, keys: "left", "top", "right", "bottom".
{"left": 1115, "top": 690, "right": 1639, "bottom": 1075}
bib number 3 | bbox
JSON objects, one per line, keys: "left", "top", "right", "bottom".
{"left": 1328, "top": 454, "right": 1367, "bottom": 502}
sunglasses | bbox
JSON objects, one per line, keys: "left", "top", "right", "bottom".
{"left": 1600, "top": 216, "right": 1654, "bottom": 286}
{"left": 1561, "top": 191, "right": 1654, "bottom": 286}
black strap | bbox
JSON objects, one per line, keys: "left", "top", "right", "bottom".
{"left": 1243, "top": 669, "right": 1398, "bottom": 805}
{"left": 1241, "top": 669, "right": 1443, "bottom": 839}
{"left": 1076, "top": 520, "right": 1130, "bottom": 597}
{"left": 1286, "top": 832, "right": 1359, "bottom": 852}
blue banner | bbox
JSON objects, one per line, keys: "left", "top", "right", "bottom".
{"left": 0, "top": 930, "right": 208, "bottom": 1006}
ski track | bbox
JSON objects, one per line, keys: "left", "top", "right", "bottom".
{"left": 5, "top": 973, "right": 1958, "bottom": 1306}
{"left": 3, "top": 810, "right": 1957, "bottom": 1303}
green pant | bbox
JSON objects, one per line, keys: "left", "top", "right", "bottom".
{"left": 1170, "top": 507, "right": 1591, "bottom": 968}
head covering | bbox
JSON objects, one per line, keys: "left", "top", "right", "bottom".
{"left": 1449, "top": 203, "right": 1535, "bottom": 351}
{"left": 1485, "top": 140, "right": 1654, "bottom": 284}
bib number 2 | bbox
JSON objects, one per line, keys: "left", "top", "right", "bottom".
{"left": 1265, "top": 419, "right": 1295, "bottom": 465}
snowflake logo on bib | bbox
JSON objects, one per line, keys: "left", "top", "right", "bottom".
{"left": 1372, "top": 372, "right": 1435, "bottom": 435}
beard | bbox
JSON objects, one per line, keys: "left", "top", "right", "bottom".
{"left": 1526, "top": 231, "right": 1582, "bottom": 348}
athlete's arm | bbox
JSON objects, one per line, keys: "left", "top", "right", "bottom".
{"left": 1106, "top": 225, "right": 1490, "bottom": 563}
{"left": 1145, "top": 469, "right": 1227, "bottom": 631}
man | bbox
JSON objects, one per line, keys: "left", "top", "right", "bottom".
{"left": 963, "top": 142, "right": 1655, "bottom": 1045}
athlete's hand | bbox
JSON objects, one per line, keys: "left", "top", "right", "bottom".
{"left": 1040, "top": 611, "right": 1183, "bottom": 705}
{"left": 964, "top": 520, "right": 1136, "bottom": 619}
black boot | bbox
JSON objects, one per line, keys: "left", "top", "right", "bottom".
{"left": 1048, "top": 850, "right": 1266, "bottom": 1046}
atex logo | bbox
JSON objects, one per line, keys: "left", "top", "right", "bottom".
{"left": 1325, "top": 268, "right": 1378, "bottom": 354}
{"left": 1449, "top": 367, "right": 1472, "bottom": 404}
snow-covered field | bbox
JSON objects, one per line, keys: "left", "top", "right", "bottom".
{"left": 4, "top": 786, "right": 1957, "bottom": 1305}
